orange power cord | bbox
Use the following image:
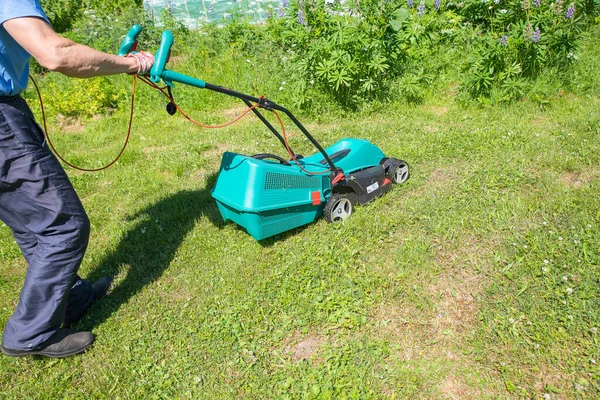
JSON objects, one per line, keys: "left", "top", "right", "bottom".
{"left": 31, "top": 74, "right": 333, "bottom": 176}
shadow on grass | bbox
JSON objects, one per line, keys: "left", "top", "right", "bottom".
{"left": 80, "top": 173, "right": 222, "bottom": 330}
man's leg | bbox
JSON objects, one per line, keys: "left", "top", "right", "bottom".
{"left": 0, "top": 96, "right": 92, "bottom": 351}
{"left": 0, "top": 203, "right": 94, "bottom": 325}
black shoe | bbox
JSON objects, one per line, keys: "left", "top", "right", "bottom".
{"left": 63, "top": 276, "right": 113, "bottom": 326}
{"left": 92, "top": 276, "right": 113, "bottom": 301}
{"left": 1, "top": 328, "right": 94, "bottom": 358}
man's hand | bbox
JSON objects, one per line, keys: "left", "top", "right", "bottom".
{"left": 126, "top": 51, "right": 154, "bottom": 76}
{"left": 2, "top": 17, "right": 143, "bottom": 78}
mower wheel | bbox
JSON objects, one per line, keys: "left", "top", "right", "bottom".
{"left": 388, "top": 160, "right": 410, "bottom": 184}
{"left": 324, "top": 193, "right": 356, "bottom": 223}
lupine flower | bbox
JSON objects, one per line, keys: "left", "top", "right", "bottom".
{"left": 266, "top": 11, "right": 271, "bottom": 18}
{"left": 408, "top": 0, "right": 414, "bottom": 8}
{"left": 534, "top": 0, "right": 541, "bottom": 7}
{"left": 532, "top": 27, "right": 541, "bottom": 42}
{"left": 565, "top": 2, "right": 575, "bottom": 18}
{"left": 500, "top": 35, "right": 509, "bottom": 45}
{"left": 523, "top": 23, "right": 533, "bottom": 40}
{"left": 282, "top": 0, "right": 289, "bottom": 9}
{"left": 208, "top": 4, "right": 214, "bottom": 13}
{"left": 277, "top": 7, "right": 284, "bottom": 17}
{"left": 167, "top": 0, "right": 174, "bottom": 13}
{"left": 434, "top": 0, "right": 441, "bottom": 10}
{"left": 418, "top": 0, "right": 425, "bottom": 16}
{"left": 297, "top": 9, "right": 305, "bottom": 25}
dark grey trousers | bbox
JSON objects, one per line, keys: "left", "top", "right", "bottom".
{"left": 0, "top": 95, "right": 93, "bottom": 351}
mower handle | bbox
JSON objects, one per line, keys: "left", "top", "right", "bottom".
{"left": 150, "top": 30, "right": 174, "bottom": 83}
{"left": 118, "top": 24, "right": 142, "bottom": 56}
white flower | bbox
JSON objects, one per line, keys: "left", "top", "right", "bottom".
{"left": 562, "top": 276, "right": 568, "bottom": 281}
{"left": 591, "top": 327, "right": 598, "bottom": 334}
{"left": 542, "top": 393, "right": 551, "bottom": 400}
{"left": 542, "top": 267, "right": 548, "bottom": 273}
{"left": 566, "top": 287, "right": 573, "bottom": 295}
{"left": 559, "top": 236, "right": 563, "bottom": 241}
{"left": 544, "top": 259, "right": 549, "bottom": 264}
{"left": 246, "top": 59, "right": 251, "bottom": 63}
{"left": 543, "top": 221, "right": 547, "bottom": 225}
{"left": 499, "top": 9, "right": 507, "bottom": 12}
{"left": 279, "top": 86, "right": 284, "bottom": 91}
{"left": 568, "top": 315, "right": 574, "bottom": 320}
{"left": 509, "top": 318, "right": 515, "bottom": 324}
{"left": 524, "top": 245, "right": 528, "bottom": 248}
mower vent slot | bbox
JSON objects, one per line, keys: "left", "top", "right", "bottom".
{"left": 261, "top": 215, "right": 304, "bottom": 238}
{"left": 264, "top": 172, "right": 320, "bottom": 190}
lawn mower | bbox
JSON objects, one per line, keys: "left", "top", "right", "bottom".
{"left": 121, "top": 26, "right": 410, "bottom": 240}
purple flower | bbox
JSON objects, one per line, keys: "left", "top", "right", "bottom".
{"left": 500, "top": 35, "right": 509, "bottom": 45}
{"left": 434, "top": 0, "right": 441, "bottom": 10}
{"left": 297, "top": 9, "right": 305, "bottom": 25}
{"left": 565, "top": 2, "right": 575, "bottom": 18}
{"left": 277, "top": 7, "right": 285, "bottom": 17}
{"left": 208, "top": 4, "right": 214, "bottom": 14}
{"left": 166, "top": 0, "right": 174, "bottom": 13}
{"left": 417, "top": 0, "right": 425, "bottom": 16}
{"left": 408, "top": 0, "right": 413, "bottom": 7}
{"left": 533, "top": 0, "right": 541, "bottom": 7}
{"left": 282, "top": 0, "right": 289, "bottom": 9}
{"left": 266, "top": 11, "right": 271, "bottom": 18}
{"left": 532, "top": 27, "right": 541, "bottom": 42}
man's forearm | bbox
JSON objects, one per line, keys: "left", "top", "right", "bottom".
{"left": 48, "top": 38, "right": 138, "bottom": 78}
{"left": 3, "top": 17, "right": 139, "bottom": 78}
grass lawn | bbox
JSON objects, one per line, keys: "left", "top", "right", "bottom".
{"left": 1, "top": 34, "right": 599, "bottom": 400}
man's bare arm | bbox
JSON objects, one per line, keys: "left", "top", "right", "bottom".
{"left": 3, "top": 17, "right": 139, "bottom": 77}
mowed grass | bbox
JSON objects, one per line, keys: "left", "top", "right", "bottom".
{"left": 1, "top": 34, "right": 599, "bottom": 399}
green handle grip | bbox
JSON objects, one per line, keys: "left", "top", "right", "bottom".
{"left": 118, "top": 25, "right": 142, "bottom": 56}
{"left": 150, "top": 30, "right": 174, "bottom": 84}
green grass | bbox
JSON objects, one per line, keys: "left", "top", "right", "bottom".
{"left": 1, "top": 28, "right": 599, "bottom": 400}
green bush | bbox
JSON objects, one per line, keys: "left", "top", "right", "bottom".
{"left": 457, "top": 0, "right": 598, "bottom": 103}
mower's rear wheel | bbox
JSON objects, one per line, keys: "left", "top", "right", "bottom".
{"left": 389, "top": 160, "right": 410, "bottom": 184}
{"left": 324, "top": 193, "right": 356, "bottom": 223}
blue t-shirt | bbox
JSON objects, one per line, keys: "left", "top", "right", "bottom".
{"left": 0, "top": 0, "right": 49, "bottom": 96}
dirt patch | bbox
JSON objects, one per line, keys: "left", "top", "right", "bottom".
{"left": 557, "top": 168, "right": 599, "bottom": 188}
{"left": 279, "top": 332, "right": 326, "bottom": 363}
{"left": 438, "top": 374, "right": 472, "bottom": 399}
{"left": 55, "top": 114, "right": 86, "bottom": 133}
{"left": 369, "top": 233, "right": 501, "bottom": 397}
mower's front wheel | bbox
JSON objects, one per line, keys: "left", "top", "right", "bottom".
{"left": 324, "top": 193, "right": 356, "bottom": 223}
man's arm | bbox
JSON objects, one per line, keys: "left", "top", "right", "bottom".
{"left": 3, "top": 17, "right": 139, "bottom": 78}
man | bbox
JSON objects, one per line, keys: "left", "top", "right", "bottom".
{"left": 0, "top": 0, "right": 153, "bottom": 358}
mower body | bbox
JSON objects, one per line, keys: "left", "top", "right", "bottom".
{"left": 211, "top": 138, "right": 392, "bottom": 240}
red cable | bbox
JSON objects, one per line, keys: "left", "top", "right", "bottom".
{"left": 30, "top": 75, "right": 136, "bottom": 172}
{"left": 31, "top": 73, "right": 331, "bottom": 178}
{"left": 138, "top": 76, "right": 258, "bottom": 129}
{"left": 271, "top": 109, "right": 331, "bottom": 175}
